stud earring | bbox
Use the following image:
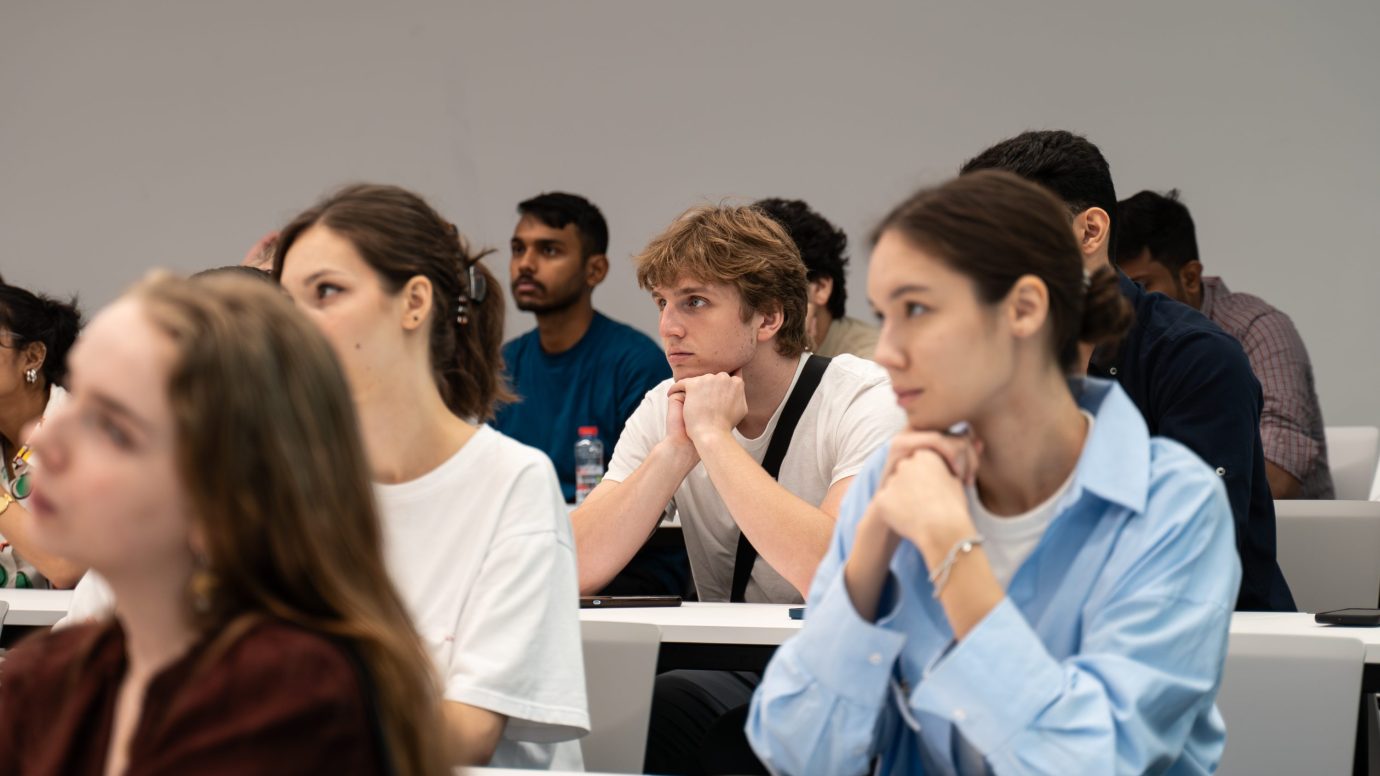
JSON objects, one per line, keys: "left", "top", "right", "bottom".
{"left": 24, "top": 368, "right": 37, "bottom": 384}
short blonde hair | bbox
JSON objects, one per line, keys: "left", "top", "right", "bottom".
{"left": 634, "top": 204, "right": 811, "bottom": 358}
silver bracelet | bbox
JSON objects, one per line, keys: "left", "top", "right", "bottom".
{"left": 928, "top": 534, "right": 985, "bottom": 598}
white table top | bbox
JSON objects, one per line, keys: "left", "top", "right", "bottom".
{"left": 0, "top": 589, "right": 73, "bottom": 627}
{"left": 1230, "top": 611, "right": 1380, "bottom": 663}
{"left": 580, "top": 602, "right": 801, "bottom": 645}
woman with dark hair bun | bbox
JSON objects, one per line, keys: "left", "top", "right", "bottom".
{"left": 748, "top": 171, "right": 1240, "bottom": 774}
{"left": 0, "top": 282, "right": 84, "bottom": 588}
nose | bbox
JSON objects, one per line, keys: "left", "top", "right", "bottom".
{"left": 659, "top": 305, "right": 685, "bottom": 341}
{"left": 872, "top": 318, "right": 906, "bottom": 372}
{"left": 512, "top": 247, "right": 536, "bottom": 276}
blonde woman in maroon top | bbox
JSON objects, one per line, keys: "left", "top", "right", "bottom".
{"left": 0, "top": 273, "right": 449, "bottom": 775}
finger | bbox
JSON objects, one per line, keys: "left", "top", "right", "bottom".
{"left": 886, "top": 431, "right": 962, "bottom": 479}
{"left": 667, "top": 381, "right": 688, "bottom": 398}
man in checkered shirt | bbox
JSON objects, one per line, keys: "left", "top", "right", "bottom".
{"left": 1115, "top": 189, "right": 1334, "bottom": 500}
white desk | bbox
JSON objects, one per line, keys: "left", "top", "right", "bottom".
{"left": 0, "top": 589, "right": 72, "bottom": 627}
{"left": 1230, "top": 611, "right": 1380, "bottom": 664}
{"left": 580, "top": 602, "right": 800, "bottom": 645}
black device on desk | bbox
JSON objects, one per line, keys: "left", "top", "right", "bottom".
{"left": 1314, "top": 608, "right": 1380, "bottom": 626}
{"left": 580, "top": 595, "right": 682, "bottom": 608}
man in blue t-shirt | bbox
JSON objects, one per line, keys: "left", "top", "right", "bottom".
{"left": 494, "top": 192, "right": 670, "bottom": 503}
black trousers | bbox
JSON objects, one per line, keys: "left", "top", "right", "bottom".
{"left": 644, "top": 670, "right": 770, "bottom": 775}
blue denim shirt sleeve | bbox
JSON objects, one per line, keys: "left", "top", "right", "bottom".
{"left": 749, "top": 413, "right": 1240, "bottom": 774}
{"left": 747, "top": 447, "right": 903, "bottom": 775}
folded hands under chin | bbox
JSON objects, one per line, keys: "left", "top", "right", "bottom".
{"left": 870, "top": 428, "right": 984, "bottom": 564}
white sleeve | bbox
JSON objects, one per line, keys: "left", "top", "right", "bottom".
{"left": 603, "top": 387, "right": 665, "bottom": 484}
{"left": 444, "top": 459, "right": 590, "bottom": 741}
{"left": 827, "top": 380, "right": 905, "bottom": 485}
{"left": 53, "top": 571, "right": 116, "bottom": 630}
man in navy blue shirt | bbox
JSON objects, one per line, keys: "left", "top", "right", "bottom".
{"left": 494, "top": 192, "right": 670, "bottom": 502}
{"left": 961, "top": 130, "right": 1294, "bottom": 612}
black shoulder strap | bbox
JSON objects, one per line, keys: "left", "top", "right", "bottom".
{"left": 731, "top": 354, "right": 831, "bottom": 602}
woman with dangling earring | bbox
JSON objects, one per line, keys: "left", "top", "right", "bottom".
{"left": 0, "top": 282, "right": 84, "bottom": 589}
{"left": 62, "top": 184, "right": 590, "bottom": 769}
{"left": 0, "top": 272, "right": 450, "bottom": 775}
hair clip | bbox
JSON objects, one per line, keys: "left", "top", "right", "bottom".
{"left": 456, "top": 263, "right": 488, "bottom": 325}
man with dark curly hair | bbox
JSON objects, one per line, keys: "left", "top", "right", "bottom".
{"left": 755, "top": 198, "right": 879, "bottom": 360}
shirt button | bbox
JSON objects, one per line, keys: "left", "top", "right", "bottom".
{"left": 868, "top": 653, "right": 883, "bottom": 666}
{"left": 1109, "top": 367, "right": 1118, "bottom": 376}
{"left": 1215, "top": 467, "right": 1227, "bottom": 476}
{"left": 953, "top": 708, "right": 967, "bottom": 721}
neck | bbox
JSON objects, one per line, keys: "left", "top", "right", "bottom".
{"left": 354, "top": 359, "right": 474, "bottom": 484}
{"left": 970, "top": 364, "right": 1088, "bottom": 516}
{"left": 811, "top": 310, "right": 834, "bottom": 350}
{"left": 106, "top": 566, "right": 200, "bottom": 679}
{"left": 0, "top": 383, "right": 49, "bottom": 449}
{"left": 534, "top": 298, "right": 595, "bottom": 354}
{"left": 737, "top": 348, "right": 800, "bottom": 438}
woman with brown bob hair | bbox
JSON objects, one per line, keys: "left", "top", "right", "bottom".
{"left": 747, "top": 171, "right": 1241, "bottom": 774}
{"left": 0, "top": 272, "right": 448, "bottom": 775}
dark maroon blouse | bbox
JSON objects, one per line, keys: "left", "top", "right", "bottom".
{"left": 0, "top": 618, "right": 385, "bottom": 775}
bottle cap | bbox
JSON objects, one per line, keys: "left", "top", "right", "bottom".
{"left": 578, "top": 426, "right": 599, "bottom": 436}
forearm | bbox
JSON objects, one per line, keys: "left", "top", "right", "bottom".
{"left": 442, "top": 701, "right": 506, "bottom": 766}
{"left": 696, "top": 432, "right": 836, "bottom": 596}
{"left": 842, "top": 511, "right": 901, "bottom": 621}
{"left": 1265, "top": 461, "right": 1303, "bottom": 500}
{"left": 571, "top": 441, "right": 696, "bottom": 594}
{"left": 0, "top": 501, "right": 86, "bottom": 588}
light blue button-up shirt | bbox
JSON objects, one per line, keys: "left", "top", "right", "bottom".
{"left": 746, "top": 378, "right": 1241, "bottom": 775}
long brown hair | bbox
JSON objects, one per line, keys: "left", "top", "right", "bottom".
{"left": 131, "top": 272, "right": 449, "bottom": 775}
{"left": 271, "top": 183, "right": 512, "bottom": 421}
{"left": 874, "top": 170, "right": 1132, "bottom": 370}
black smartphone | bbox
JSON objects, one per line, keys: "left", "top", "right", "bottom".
{"left": 1315, "top": 608, "right": 1380, "bottom": 626}
{"left": 580, "top": 595, "right": 682, "bottom": 609}
{"left": 788, "top": 607, "right": 805, "bottom": 620}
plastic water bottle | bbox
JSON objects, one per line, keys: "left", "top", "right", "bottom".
{"left": 574, "top": 426, "right": 604, "bottom": 505}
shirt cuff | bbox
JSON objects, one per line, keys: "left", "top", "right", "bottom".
{"left": 912, "top": 598, "right": 1064, "bottom": 755}
{"left": 794, "top": 570, "right": 909, "bottom": 707}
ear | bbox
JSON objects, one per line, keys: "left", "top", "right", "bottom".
{"left": 1005, "top": 275, "right": 1050, "bottom": 343}
{"left": 20, "top": 341, "right": 46, "bottom": 375}
{"left": 399, "top": 275, "right": 434, "bottom": 332}
{"left": 585, "top": 253, "right": 609, "bottom": 288}
{"left": 1073, "top": 207, "right": 1112, "bottom": 264}
{"left": 808, "top": 277, "right": 833, "bottom": 308}
{"left": 1178, "top": 260, "right": 1203, "bottom": 296}
{"left": 755, "top": 303, "right": 785, "bottom": 344}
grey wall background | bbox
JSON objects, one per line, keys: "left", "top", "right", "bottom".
{"left": 3, "top": 0, "right": 1377, "bottom": 424}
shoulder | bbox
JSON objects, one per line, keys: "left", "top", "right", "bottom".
{"left": 466, "top": 428, "right": 570, "bottom": 532}
{"left": 0, "top": 622, "right": 112, "bottom": 690}
{"left": 596, "top": 313, "right": 667, "bottom": 361}
{"left": 820, "top": 354, "right": 890, "bottom": 392}
{"left": 1141, "top": 435, "right": 1232, "bottom": 532}
{"left": 217, "top": 619, "right": 363, "bottom": 695}
{"left": 501, "top": 330, "right": 537, "bottom": 360}
{"left": 1135, "top": 294, "right": 1255, "bottom": 387}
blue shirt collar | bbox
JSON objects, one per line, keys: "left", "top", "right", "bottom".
{"left": 1068, "top": 377, "right": 1150, "bottom": 514}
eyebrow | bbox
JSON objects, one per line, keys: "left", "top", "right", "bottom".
{"left": 300, "top": 269, "right": 346, "bottom": 286}
{"left": 89, "top": 391, "right": 154, "bottom": 432}
{"left": 889, "top": 284, "right": 932, "bottom": 300}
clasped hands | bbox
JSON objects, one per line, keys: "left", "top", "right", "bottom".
{"left": 860, "top": 427, "right": 986, "bottom": 566}
{"left": 662, "top": 371, "right": 749, "bottom": 465}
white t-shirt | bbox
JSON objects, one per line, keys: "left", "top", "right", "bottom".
{"left": 1, "top": 385, "right": 67, "bottom": 589}
{"left": 966, "top": 411, "right": 1093, "bottom": 589}
{"left": 60, "top": 425, "right": 589, "bottom": 771}
{"left": 605, "top": 353, "right": 904, "bottom": 603}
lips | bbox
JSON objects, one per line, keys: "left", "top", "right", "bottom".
{"left": 667, "top": 351, "right": 694, "bottom": 364}
{"left": 27, "top": 489, "right": 56, "bottom": 519}
{"left": 512, "top": 278, "right": 543, "bottom": 295}
{"left": 894, "top": 388, "right": 923, "bottom": 406}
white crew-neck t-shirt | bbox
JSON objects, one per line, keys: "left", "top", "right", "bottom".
{"left": 966, "top": 411, "right": 1094, "bottom": 589}
{"left": 604, "top": 353, "right": 904, "bottom": 603}
{"left": 59, "top": 424, "right": 589, "bottom": 770}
